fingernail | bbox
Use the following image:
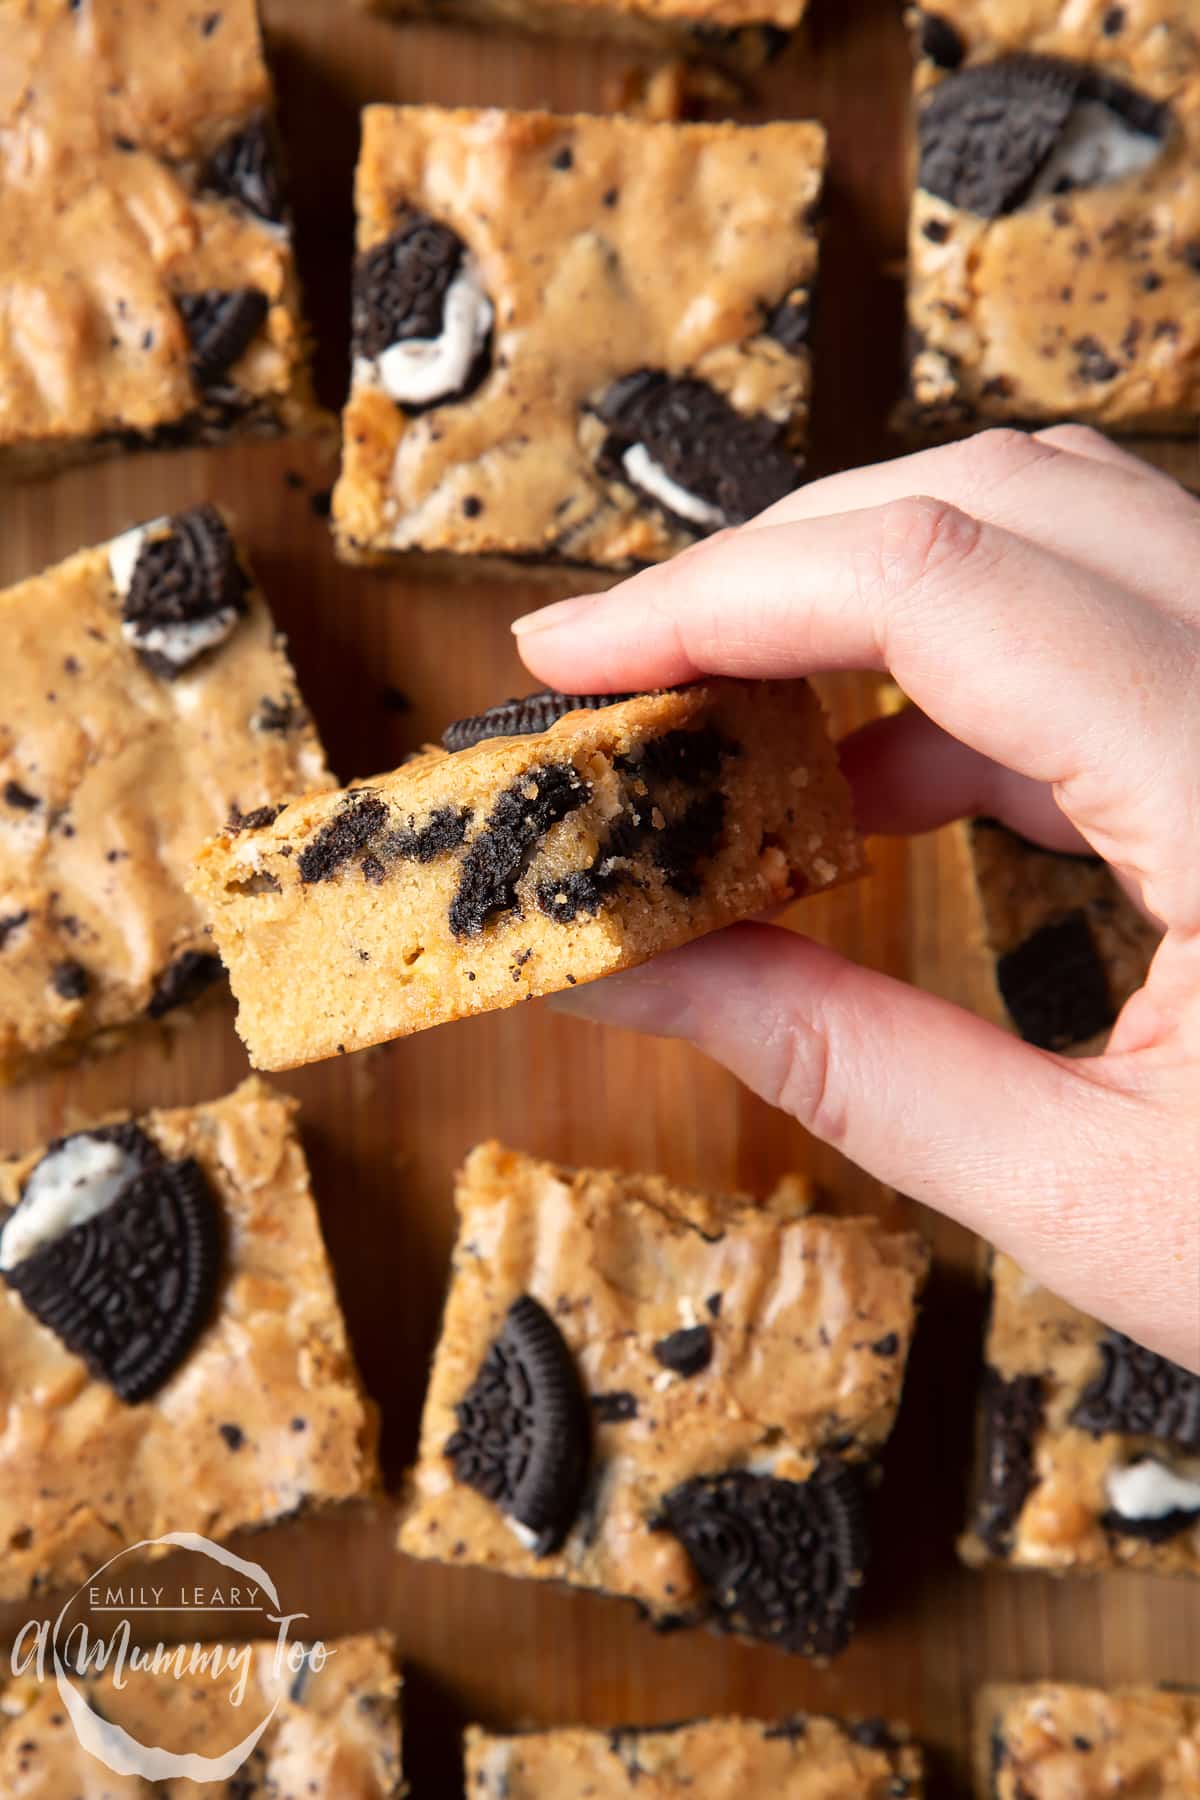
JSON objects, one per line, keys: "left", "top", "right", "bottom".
{"left": 511, "top": 595, "right": 592, "bottom": 636}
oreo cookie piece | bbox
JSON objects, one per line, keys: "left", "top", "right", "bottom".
{"left": 974, "top": 1369, "right": 1044, "bottom": 1556}
{"left": 298, "top": 792, "right": 389, "bottom": 884}
{"left": 205, "top": 110, "right": 285, "bottom": 223}
{"left": 595, "top": 371, "right": 802, "bottom": 532}
{"left": 656, "top": 1461, "right": 871, "bottom": 1658}
{"left": 178, "top": 287, "right": 269, "bottom": 387}
{"left": 117, "top": 505, "right": 249, "bottom": 679}
{"left": 1070, "top": 1331, "right": 1200, "bottom": 1451}
{"left": 353, "top": 215, "right": 493, "bottom": 409}
{"left": 146, "top": 950, "right": 224, "bottom": 1019}
{"left": 919, "top": 56, "right": 1168, "bottom": 218}
{"left": 448, "top": 763, "right": 591, "bottom": 939}
{"left": 443, "top": 691, "right": 635, "bottom": 754}
{"left": 918, "top": 10, "right": 964, "bottom": 69}
{"left": 995, "top": 909, "right": 1115, "bottom": 1050}
{"left": 652, "top": 1324, "right": 713, "bottom": 1378}
{"left": 0, "top": 1126, "right": 222, "bottom": 1404}
{"left": 445, "top": 1293, "right": 590, "bottom": 1555}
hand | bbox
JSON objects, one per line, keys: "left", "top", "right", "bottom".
{"left": 513, "top": 428, "right": 1200, "bottom": 1372}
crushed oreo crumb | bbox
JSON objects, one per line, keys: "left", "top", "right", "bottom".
{"left": 50, "top": 961, "right": 89, "bottom": 1001}
{"left": 449, "top": 764, "right": 590, "bottom": 938}
{"left": 592, "top": 1391, "right": 639, "bottom": 1423}
{"left": 652, "top": 1324, "right": 713, "bottom": 1378}
{"left": 205, "top": 110, "right": 285, "bottom": 221}
{"left": 919, "top": 10, "right": 964, "bottom": 68}
{"left": 975, "top": 1369, "right": 1044, "bottom": 1556}
{"left": 219, "top": 1422, "right": 245, "bottom": 1450}
{"left": 3, "top": 780, "right": 39, "bottom": 811}
{"left": 178, "top": 287, "right": 269, "bottom": 387}
{"left": 387, "top": 806, "right": 472, "bottom": 864}
{"left": 996, "top": 909, "right": 1115, "bottom": 1050}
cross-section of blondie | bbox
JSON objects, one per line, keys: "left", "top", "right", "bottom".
{"left": 0, "top": 0, "right": 324, "bottom": 476}
{"left": 0, "top": 504, "right": 331, "bottom": 1080}
{"left": 467, "top": 1713, "right": 925, "bottom": 1798}
{"left": 0, "top": 1634, "right": 403, "bottom": 1797}
{"left": 189, "top": 681, "right": 862, "bottom": 1069}
{"left": 961, "top": 819, "right": 1159, "bottom": 1054}
{"left": 978, "top": 1683, "right": 1200, "bottom": 1800}
{"left": 0, "top": 1080, "right": 379, "bottom": 1602}
{"left": 902, "top": 1, "right": 1200, "bottom": 434}
{"left": 962, "top": 1254, "right": 1200, "bottom": 1576}
{"left": 398, "top": 1144, "right": 928, "bottom": 1660}
{"left": 332, "top": 107, "right": 823, "bottom": 569}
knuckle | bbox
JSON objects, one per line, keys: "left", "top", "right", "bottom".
{"left": 871, "top": 493, "right": 984, "bottom": 603}
{"left": 1032, "top": 422, "right": 1111, "bottom": 459}
{"left": 960, "top": 425, "right": 1059, "bottom": 484}
{"left": 768, "top": 1012, "right": 850, "bottom": 1147}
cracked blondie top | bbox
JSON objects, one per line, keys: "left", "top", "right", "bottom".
{"left": 467, "top": 1714, "right": 925, "bottom": 1798}
{"left": 0, "top": 1634, "right": 402, "bottom": 1798}
{"left": 979, "top": 1683, "right": 1200, "bottom": 1800}
{"left": 962, "top": 1253, "right": 1200, "bottom": 1576}
{"left": 0, "top": 503, "right": 331, "bottom": 1081}
{"left": 903, "top": 0, "right": 1200, "bottom": 433}
{"left": 0, "top": 1079, "right": 379, "bottom": 1603}
{"left": 0, "top": 0, "right": 323, "bottom": 476}
{"left": 398, "top": 1144, "right": 928, "bottom": 1660}
{"left": 189, "top": 681, "right": 862, "bottom": 1070}
{"left": 333, "top": 107, "right": 823, "bottom": 568}
{"left": 962, "top": 819, "right": 1160, "bottom": 1055}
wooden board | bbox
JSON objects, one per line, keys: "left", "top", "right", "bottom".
{"left": 1, "top": 1, "right": 1197, "bottom": 1791}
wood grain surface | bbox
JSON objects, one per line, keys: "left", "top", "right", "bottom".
{"left": 1, "top": 0, "right": 1197, "bottom": 1792}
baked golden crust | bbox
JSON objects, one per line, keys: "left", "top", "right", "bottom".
{"left": 362, "top": 0, "right": 806, "bottom": 45}
{"left": 0, "top": 0, "right": 324, "bottom": 471}
{"left": 904, "top": 0, "right": 1200, "bottom": 434}
{"left": 466, "top": 1713, "right": 924, "bottom": 1798}
{"left": 977, "top": 1683, "right": 1200, "bottom": 1800}
{"left": 0, "top": 1632, "right": 403, "bottom": 1797}
{"left": 334, "top": 107, "right": 823, "bottom": 568}
{"left": 961, "top": 1254, "right": 1200, "bottom": 1576}
{"left": 189, "top": 680, "right": 863, "bottom": 1070}
{"left": 0, "top": 1080, "right": 380, "bottom": 1603}
{"left": 0, "top": 509, "right": 332, "bottom": 1080}
{"left": 399, "top": 1144, "right": 927, "bottom": 1642}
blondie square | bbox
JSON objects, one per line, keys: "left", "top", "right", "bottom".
{"left": 0, "top": 1634, "right": 403, "bottom": 1797}
{"left": 0, "top": 0, "right": 323, "bottom": 476}
{"left": 978, "top": 1683, "right": 1200, "bottom": 1800}
{"left": 0, "top": 503, "right": 331, "bottom": 1080}
{"left": 904, "top": 0, "right": 1200, "bottom": 434}
{"left": 398, "top": 1144, "right": 928, "bottom": 1660}
{"left": 962, "top": 819, "right": 1160, "bottom": 1054}
{"left": 333, "top": 107, "right": 823, "bottom": 569}
{"left": 962, "top": 1253, "right": 1200, "bottom": 1575}
{"left": 467, "top": 1714, "right": 925, "bottom": 1798}
{"left": 189, "top": 681, "right": 862, "bottom": 1070}
{"left": 0, "top": 1079, "right": 379, "bottom": 1602}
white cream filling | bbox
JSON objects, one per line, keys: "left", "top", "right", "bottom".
{"left": 362, "top": 263, "right": 492, "bottom": 407}
{"left": 1106, "top": 1458, "right": 1200, "bottom": 1520}
{"left": 122, "top": 608, "right": 240, "bottom": 668}
{"left": 1029, "top": 101, "right": 1164, "bottom": 201}
{"left": 0, "top": 1135, "right": 139, "bottom": 1271}
{"left": 107, "top": 518, "right": 165, "bottom": 597}
{"left": 506, "top": 1518, "right": 540, "bottom": 1552}
{"left": 622, "top": 444, "right": 725, "bottom": 531}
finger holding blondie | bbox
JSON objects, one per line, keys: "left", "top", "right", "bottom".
{"left": 511, "top": 430, "right": 1200, "bottom": 1370}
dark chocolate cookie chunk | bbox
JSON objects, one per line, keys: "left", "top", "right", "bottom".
{"left": 146, "top": 950, "right": 224, "bottom": 1018}
{"left": 592, "top": 1390, "right": 638, "bottom": 1423}
{"left": 449, "top": 763, "right": 590, "bottom": 938}
{"left": 1070, "top": 1332, "right": 1200, "bottom": 1451}
{"left": 122, "top": 505, "right": 249, "bottom": 679}
{"left": 1, "top": 1137, "right": 222, "bottom": 1404}
{"left": 445, "top": 1293, "right": 590, "bottom": 1555}
{"left": 652, "top": 1324, "right": 713, "bottom": 1378}
{"left": 298, "top": 792, "right": 389, "bottom": 884}
{"left": 443, "top": 691, "right": 635, "bottom": 754}
{"left": 974, "top": 1369, "right": 1044, "bottom": 1556}
{"left": 595, "top": 371, "right": 802, "bottom": 530}
{"left": 178, "top": 287, "right": 269, "bottom": 387}
{"left": 919, "top": 56, "right": 1168, "bottom": 218}
{"left": 995, "top": 909, "right": 1115, "bottom": 1050}
{"left": 205, "top": 110, "right": 285, "bottom": 222}
{"left": 765, "top": 294, "right": 811, "bottom": 351}
{"left": 385, "top": 806, "right": 472, "bottom": 864}
{"left": 656, "top": 1461, "right": 871, "bottom": 1658}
